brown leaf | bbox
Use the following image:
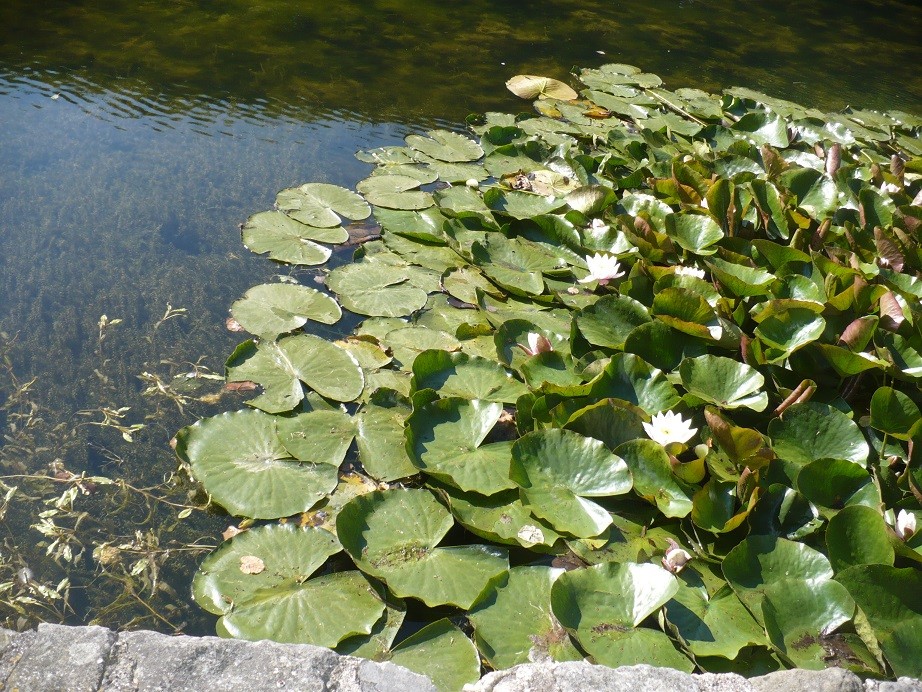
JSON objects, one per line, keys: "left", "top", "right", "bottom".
{"left": 879, "top": 291, "right": 905, "bottom": 332}
{"left": 825, "top": 143, "right": 841, "bottom": 176}
{"left": 225, "top": 381, "right": 258, "bottom": 392}
{"left": 222, "top": 525, "right": 245, "bottom": 541}
{"left": 838, "top": 316, "right": 877, "bottom": 351}
{"left": 225, "top": 317, "right": 245, "bottom": 332}
{"left": 874, "top": 227, "right": 905, "bottom": 272}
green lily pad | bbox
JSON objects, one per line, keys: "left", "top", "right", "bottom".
{"left": 242, "top": 210, "right": 346, "bottom": 265}
{"left": 176, "top": 409, "right": 340, "bottom": 519}
{"left": 192, "top": 524, "right": 341, "bottom": 615}
{"left": 679, "top": 355, "right": 767, "bottom": 411}
{"left": 723, "top": 535, "right": 834, "bottom": 623}
{"left": 276, "top": 409, "right": 355, "bottom": 466}
{"left": 357, "top": 174, "right": 434, "bottom": 210}
{"left": 441, "top": 487, "right": 562, "bottom": 549}
{"left": 276, "top": 182, "right": 371, "bottom": 228}
{"left": 762, "top": 579, "right": 855, "bottom": 669}
{"left": 411, "top": 350, "right": 528, "bottom": 403}
{"left": 826, "top": 505, "right": 895, "bottom": 572}
{"left": 469, "top": 566, "right": 582, "bottom": 669}
{"left": 406, "top": 129, "right": 484, "bottom": 163}
{"left": 226, "top": 334, "right": 364, "bottom": 411}
{"left": 623, "top": 320, "right": 708, "bottom": 372}
{"left": 221, "top": 570, "right": 385, "bottom": 647}
{"left": 374, "top": 206, "right": 449, "bottom": 242}
{"left": 337, "top": 489, "right": 508, "bottom": 608}
{"left": 652, "top": 288, "right": 724, "bottom": 342}
{"left": 327, "top": 262, "right": 429, "bottom": 317}
{"left": 355, "top": 394, "right": 418, "bottom": 482}
{"left": 336, "top": 591, "right": 406, "bottom": 660}
{"left": 796, "top": 458, "right": 876, "bottom": 510}
{"left": 666, "top": 583, "right": 766, "bottom": 660}
{"left": 665, "top": 213, "right": 724, "bottom": 255}
{"left": 754, "top": 309, "right": 826, "bottom": 360}
{"left": 388, "top": 619, "right": 481, "bottom": 692}
{"left": 563, "top": 399, "right": 646, "bottom": 451}
{"left": 869, "top": 386, "right": 922, "bottom": 440}
{"left": 576, "top": 294, "right": 651, "bottom": 350}
{"left": 616, "top": 439, "right": 694, "bottom": 518}
{"left": 551, "top": 562, "right": 691, "bottom": 670}
{"left": 471, "top": 235, "right": 557, "bottom": 296}
{"left": 585, "top": 353, "right": 681, "bottom": 415}
{"left": 406, "top": 397, "right": 515, "bottom": 495}
{"left": 230, "top": 283, "right": 342, "bottom": 339}
{"left": 768, "top": 402, "right": 869, "bottom": 466}
{"left": 837, "top": 564, "right": 922, "bottom": 678}
{"left": 510, "top": 429, "right": 632, "bottom": 537}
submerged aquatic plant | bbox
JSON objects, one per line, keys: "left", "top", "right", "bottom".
{"left": 178, "top": 64, "right": 922, "bottom": 688}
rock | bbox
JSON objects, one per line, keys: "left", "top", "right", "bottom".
{"left": 2, "top": 626, "right": 921, "bottom": 692}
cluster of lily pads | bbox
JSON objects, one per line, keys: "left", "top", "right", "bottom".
{"left": 176, "top": 65, "right": 922, "bottom": 688}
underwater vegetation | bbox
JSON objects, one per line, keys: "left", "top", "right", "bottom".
{"left": 174, "top": 64, "right": 922, "bottom": 688}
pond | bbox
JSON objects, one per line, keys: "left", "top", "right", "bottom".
{"left": 0, "top": 0, "right": 919, "bottom": 634}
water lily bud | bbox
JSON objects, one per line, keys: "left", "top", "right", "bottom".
{"left": 694, "top": 444, "right": 709, "bottom": 460}
{"left": 895, "top": 509, "right": 917, "bottom": 541}
{"left": 662, "top": 539, "right": 692, "bottom": 574}
{"left": 465, "top": 179, "right": 479, "bottom": 189}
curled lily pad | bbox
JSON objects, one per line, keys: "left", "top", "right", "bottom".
{"left": 869, "top": 386, "right": 922, "bottom": 440}
{"left": 616, "top": 439, "right": 694, "bottom": 518}
{"left": 510, "top": 429, "right": 632, "bottom": 538}
{"left": 337, "top": 489, "right": 508, "bottom": 608}
{"left": 665, "top": 583, "right": 766, "bottom": 660}
{"left": 276, "top": 182, "right": 371, "bottom": 228}
{"left": 230, "top": 283, "right": 342, "bottom": 339}
{"left": 506, "top": 75, "right": 578, "bottom": 101}
{"left": 176, "top": 409, "right": 339, "bottom": 519}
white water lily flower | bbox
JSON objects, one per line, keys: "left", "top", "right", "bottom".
{"left": 642, "top": 410, "right": 697, "bottom": 447}
{"left": 895, "top": 509, "right": 917, "bottom": 541}
{"left": 674, "top": 265, "right": 705, "bottom": 279}
{"left": 880, "top": 181, "right": 900, "bottom": 195}
{"left": 662, "top": 539, "right": 693, "bottom": 574}
{"left": 519, "top": 332, "right": 553, "bottom": 357}
{"left": 578, "top": 253, "right": 625, "bottom": 285}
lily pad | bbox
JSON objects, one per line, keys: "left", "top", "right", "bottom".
{"left": 406, "top": 397, "right": 515, "bottom": 495}
{"left": 226, "top": 334, "right": 364, "bottom": 410}
{"left": 176, "top": 410, "right": 340, "bottom": 519}
{"left": 826, "top": 505, "right": 895, "bottom": 572}
{"left": 242, "top": 210, "right": 345, "bottom": 265}
{"left": 506, "top": 75, "right": 578, "bottom": 101}
{"left": 768, "top": 402, "right": 869, "bottom": 466}
{"left": 406, "top": 129, "right": 484, "bottom": 163}
{"left": 510, "top": 429, "right": 632, "bottom": 537}
{"left": 411, "top": 350, "right": 528, "bottom": 403}
{"left": 337, "top": 489, "right": 508, "bottom": 608}
{"left": 327, "top": 262, "right": 429, "bottom": 317}
{"left": 576, "top": 295, "right": 651, "bottom": 350}
{"left": 469, "top": 566, "right": 582, "bottom": 669}
{"left": 230, "top": 283, "right": 342, "bottom": 339}
{"left": 869, "top": 386, "right": 922, "bottom": 440}
{"left": 679, "top": 355, "right": 768, "bottom": 411}
{"left": 665, "top": 583, "right": 766, "bottom": 660}
{"left": 276, "top": 182, "right": 371, "bottom": 228}
{"left": 551, "top": 561, "right": 691, "bottom": 671}
{"left": 221, "top": 570, "right": 385, "bottom": 647}
{"left": 388, "top": 619, "right": 481, "bottom": 692}
{"left": 616, "top": 439, "right": 694, "bottom": 518}
{"left": 192, "top": 524, "right": 341, "bottom": 615}
{"left": 355, "top": 394, "right": 418, "bottom": 482}
{"left": 276, "top": 409, "right": 355, "bottom": 466}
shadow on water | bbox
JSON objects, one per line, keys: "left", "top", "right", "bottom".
{"left": 0, "top": 0, "right": 918, "bottom": 633}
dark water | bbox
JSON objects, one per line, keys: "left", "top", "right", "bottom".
{"left": 0, "top": 0, "right": 919, "bottom": 632}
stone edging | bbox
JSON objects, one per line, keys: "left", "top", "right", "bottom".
{"left": 2, "top": 624, "right": 920, "bottom": 691}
